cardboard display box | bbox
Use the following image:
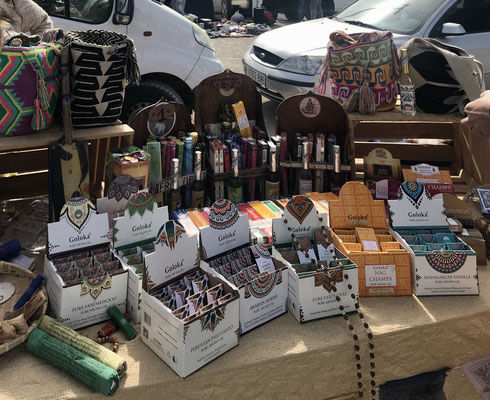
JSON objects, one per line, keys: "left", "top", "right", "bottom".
{"left": 271, "top": 196, "right": 358, "bottom": 323}
{"left": 112, "top": 192, "right": 169, "bottom": 323}
{"left": 436, "top": 193, "right": 487, "bottom": 265}
{"left": 45, "top": 198, "right": 128, "bottom": 330}
{"left": 328, "top": 182, "right": 412, "bottom": 297}
{"left": 200, "top": 199, "right": 288, "bottom": 334}
{"left": 140, "top": 220, "right": 239, "bottom": 378}
{"left": 389, "top": 181, "right": 478, "bottom": 296}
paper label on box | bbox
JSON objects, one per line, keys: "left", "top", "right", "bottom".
{"left": 462, "top": 229, "right": 469, "bottom": 236}
{"left": 412, "top": 164, "right": 440, "bottom": 175}
{"left": 363, "top": 240, "right": 380, "bottom": 251}
{"left": 317, "top": 243, "right": 335, "bottom": 262}
{"left": 47, "top": 198, "right": 110, "bottom": 256}
{"left": 144, "top": 220, "right": 199, "bottom": 288}
{"left": 250, "top": 244, "right": 275, "bottom": 273}
{"left": 388, "top": 181, "right": 446, "bottom": 228}
{"left": 113, "top": 192, "right": 169, "bottom": 249}
{"left": 200, "top": 200, "right": 251, "bottom": 259}
{"left": 365, "top": 264, "right": 396, "bottom": 287}
{"left": 297, "top": 249, "right": 317, "bottom": 264}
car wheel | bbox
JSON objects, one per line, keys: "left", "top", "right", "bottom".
{"left": 121, "top": 80, "right": 183, "bottom": 124}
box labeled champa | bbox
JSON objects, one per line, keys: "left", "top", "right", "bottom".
{"left": 112, "top": 192, "right": 169, "bottom": 323}
{"left": 328, "top": 182, "right": 412, "bottom": 297}
{"left": 402, "top": 163, "right": 454, "bottom": 197}
{"left": 200, "top": 199, "right": 288, "bottom": 334}
{"left": 389, "top": 181, "right": 478, "bottom": 296}
{"left": 45, "top": 197, "right": 128, "bottom": 330}
{"left": 140, "top": 220, "right": 239, "bottom": 377}
{"left": 271, "top": 196, "right": 358, "bottom": 323}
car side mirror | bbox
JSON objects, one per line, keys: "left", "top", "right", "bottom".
{"left": 441, "top": 22, "right": 466, "bottom": 36}
{"left": 113, "top": 0, "right": 134, "bottom": 25}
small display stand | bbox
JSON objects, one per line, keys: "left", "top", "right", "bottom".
{"left": 274, "top": 91, "right": 353, "bottom": 196}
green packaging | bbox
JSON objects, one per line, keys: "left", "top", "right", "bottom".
{"left": 107, "top": 306, "right": 137, "bottom": 340}
{"left": 27, "top": 328, "right": 119, "bottom": 397}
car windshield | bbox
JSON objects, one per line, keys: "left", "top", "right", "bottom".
{"left": 335, "top": 0, "right": 448, "bottom": 35}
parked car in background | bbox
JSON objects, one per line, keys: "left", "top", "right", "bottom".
{"left": 243, "top": 0, "right": 490, "bottom": 102}
{"left": 35, "top": 0, "right": 224, "bottom": 121}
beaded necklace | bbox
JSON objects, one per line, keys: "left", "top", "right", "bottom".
{"left": 287, "top": 215, "right": 377, "bottom": 399}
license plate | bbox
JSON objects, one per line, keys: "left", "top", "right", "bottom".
{"left": 245, "top": 65, "right": 266, "bottom": 86}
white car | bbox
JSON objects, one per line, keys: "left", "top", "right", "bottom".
{"left": 35, "top": 0, "right": 223, "bottom": 121}
{"left": 243, "top": 0, "right": 490, "bottom": 102}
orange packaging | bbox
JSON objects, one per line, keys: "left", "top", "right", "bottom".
{"left": 329, "top": 182, "right": 412, "bottom": 297}
{"left": 355, "top": 227, "right": 380, "bottom": 252}
{"left": 337, "top": 234, "right": 357, "bottom": 243}
{"left": 380, "top": 242, "right": 400, "bottom": 251}
{"left": 376, "top": 235, "right": 394, "bottom": 243}
{"left": 402, "top": 163, "right": 452, "bottom": 184}
{"left": 186, "top": 209, "right": 209, "bottom": 228}
{"left": 249, "top": 201, "right": 276, "bottom": 219}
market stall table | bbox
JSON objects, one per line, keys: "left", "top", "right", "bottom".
{"left": 1, "top": 267, "right": 489, "bottom": 399}
{"left": 0, "top": 123, "right": 135, "bottom": 200}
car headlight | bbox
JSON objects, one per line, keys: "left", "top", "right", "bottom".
{"left": 278, "top": 56, "right": 324, "bottom": 76}
{"left": 193, "top": 24, "right": 215, "bottom": 51}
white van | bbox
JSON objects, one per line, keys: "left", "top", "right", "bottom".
{"left": 34, "top": 0, "right": 224, "bottom": 121}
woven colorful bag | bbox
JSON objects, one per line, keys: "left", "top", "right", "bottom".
{"left": 0, "top": 30, "right": 63, "bottom": 136}
{"left": 315, "top": 30, "right": 401, "bottom": 114}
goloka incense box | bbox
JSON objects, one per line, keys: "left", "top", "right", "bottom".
{"left": 389, "top": 182, "right": 478, "bottom": 296}
{"left": 45, "top": 197, "right": 128, "bottom": 330}
{"left": 271, "top": 196, "right": 358, "bottom": 323}
{"left": 200, "top": 200, "right": 288, "bottom": 334}
{"left": 140, "top": 220, "right": 239, "bottom": 377}
{"left": 111, "top": 191, "right": 169, "bottom": 323}
{"left": 328, "top": 182, "right": 412, "bottom": 297}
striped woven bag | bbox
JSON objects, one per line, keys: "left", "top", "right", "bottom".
{"left": 315, "top": 30, "right": 401, "bottom": 114}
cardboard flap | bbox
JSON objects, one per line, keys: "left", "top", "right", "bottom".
{"left": 97, "top": 175, "right": 140, "bottom": 226}
{"left": 363, "top": 147, "right": 401, "bottom": 181}
{"left": 368, "top": 179, "right": 401, "bottom": 200}
{"left": 272, "top": 196, "right": 324, "bottom": 244}
{"left": 329, "top": 182, "right": 387, "bottom": 229}
{"left": 47, "top": 197, "right": 110, "bottom": 256}
{"left": 144, "top": 220, "right": 200, "bottom": 289}
{"left": 388, "top": 181, "right": 447, "bottom": 229}
{"left": 436, "top": 193, "right": 478, "bottom": 221}
{"left": 200, "top": 199, "right": 251, "bottom": 260}
{"left": 112, "top": 192, "right": 169, "bottom": 249}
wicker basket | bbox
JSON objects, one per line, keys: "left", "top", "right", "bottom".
{"left": 0, "top": 262, "right": 48, "bottom": 355}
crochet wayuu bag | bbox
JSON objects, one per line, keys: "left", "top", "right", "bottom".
{"left": 0, "top": 29, "right": 63, "bottom": 136}
{"left": 64, "top": 30, "right": 141, "bottom": 128}
{"left": 315, "top": 30, "right": 401, "bottom": 115}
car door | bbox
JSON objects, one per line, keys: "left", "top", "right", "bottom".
{"left": 427, "top": 0, "right": 490, "bottom": 87}
{"left": 34, "top": 0, "right": 126, "bottom": 34}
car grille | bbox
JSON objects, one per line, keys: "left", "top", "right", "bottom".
{"left": 252, "top": 46, "right": 283, "bottom": 66}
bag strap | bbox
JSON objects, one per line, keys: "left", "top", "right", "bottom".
{"left": 409, "top": 38, "right": 484, "bottom": 100}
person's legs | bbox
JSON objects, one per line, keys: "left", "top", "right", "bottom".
{"left": 298, "top": 0, "right": 306, "bottom": 21}
{"left": 316, "top": 0, "right": 323, "bottom": 18}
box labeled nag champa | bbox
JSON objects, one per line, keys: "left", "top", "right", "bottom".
{"left": 112, "top": 192, "right": 169, "bottom": 323}
{"left": 389, "top": 181, "right": 478, "bottom": 296}
{"left": 272, "top": 195, "right": 358, "bottom": 323}
{"left": 200, "top": 199, "right": 288, "bottom": 334}
{"left": 140, "top": 220, "right": 239, "bottom": 378}
{"left": 328, "top": 182, "right": 412, "bottom": 297}
{"left": 45, "top": 197, "right": 128, "bottom": 330}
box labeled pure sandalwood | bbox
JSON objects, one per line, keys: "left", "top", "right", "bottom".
{"left": 140, "top": 220, "right": 239, "bottom": 377}
{"left": 112, "top": 192, "right": 169, "bottom": 323}
{"left": 271, "top": 195, "right": 358, "bottom": 323}
{"left": 200, "top": 199, "right": 288, "bottom": 334}
{"left": 328, "top": 182, "right": 412, "bottom": 297}
{"left": 45, "top": 197, "right": 128, "bottom": 330}
{"left": 389, "top": 182, "right": 479, "bottom": 296}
